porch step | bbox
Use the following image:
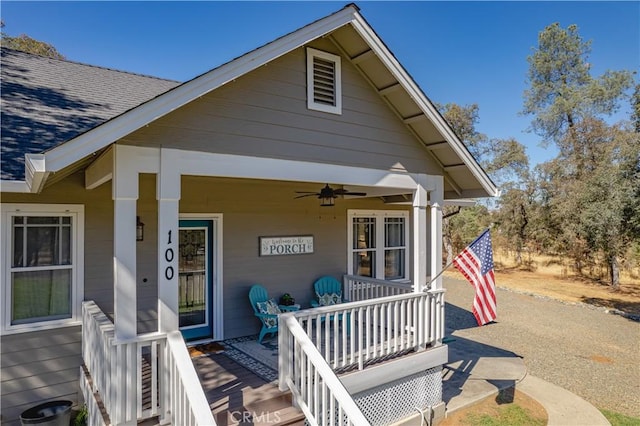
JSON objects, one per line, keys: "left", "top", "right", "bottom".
{"left": 215, "top": 389, "right": 304, "bottom": 425}
{"left": 216, "top": 405, "right": 304, "bottom": 425}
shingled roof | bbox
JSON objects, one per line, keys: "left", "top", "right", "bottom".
{"left": 0, "top": 48, "right": 180, "bottom": 181}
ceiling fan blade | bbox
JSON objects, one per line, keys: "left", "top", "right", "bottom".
{"left": 334, "top": 189, "right": 367, "bottom": 196}
{"left": 294, "top": 193, "right": 320, "bottom": 199}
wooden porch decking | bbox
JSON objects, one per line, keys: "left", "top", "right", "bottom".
{"left": 191, "top": 352, "right": 305, "bottom": 426}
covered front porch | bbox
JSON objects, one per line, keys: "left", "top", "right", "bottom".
{"left": 80, "top": 143, "right": 448, "bottom": 424}
{"left": 81, "top": 274, "right": 447, "bottom": 425}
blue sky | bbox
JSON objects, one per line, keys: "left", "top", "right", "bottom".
{"left": 2, "top": 1, "right": 638, "bottom": 167}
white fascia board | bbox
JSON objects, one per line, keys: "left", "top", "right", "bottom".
{"left": 24, "top": 154, "right": 48, "bottom": 193}
{"left": 350, "top": 14, "right": 499, "bottom": 198}
{"left": 42, "top": 6, "right": 359, "bottom": 174}
{"left": 0, "top": 180, "right": 30, "bottom": 193}
{"left": 443, "top": 199, "right": 477, "bottom": 207}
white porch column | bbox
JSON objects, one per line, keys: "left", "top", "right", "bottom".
{"left": 429, "top": 178, "right": 444, "bottom": 290}
{"left": 113, "top": 146, "right": 139, "bottom": 340}
{"left": 413, "top": 183, "right": 428, "bottom": 293}
{"left": 157, "top": 149, "right": 181, "bottom": 333}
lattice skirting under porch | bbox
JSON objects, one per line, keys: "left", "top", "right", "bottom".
{"left": 353, "top": 366, "right": 443, "bottom": 426}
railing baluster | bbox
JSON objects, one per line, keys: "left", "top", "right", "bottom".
{"left": 137, "top": 342, "right": 143, "bottom": 418}
{"left": 357, "top": 307, "right": 364, "bottom": 370}
{"left": 373, "top": 304, "right": 378, "bottom": 358}
{"left": 316, "top": 314, "right": 322, "bottom": 355}
{"left": 332, "top": 313, "right": 339, "bottom": 369}
{"left": 300, "top": 340, "right": 306, "bottom": 402}
{"left": 430, "top": 293, "right": 436, "bottom": 344}
{"left": 341, "top": 308, "right": 348, "bottom": 367}
{"left": 151, "top": 340, "right": 158, "bottom": 416}
{"left": 325, "top": 312, "right": 331, "bottom": 362}
{"left": 393, "top": 300, "right": 399, "bottom": 353}
{"left": 350, "top": 307, "right": 356, "bottom": 366}
{"left": 314, "top": 366, "right": 320, "bottom": 420}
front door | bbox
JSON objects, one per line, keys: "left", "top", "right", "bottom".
{"left": 178, "top": 219, "right": 214, "bottom": 341}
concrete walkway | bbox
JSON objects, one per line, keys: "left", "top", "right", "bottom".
{"left": 443, "top": 335, "right": 610, "bottom": 425}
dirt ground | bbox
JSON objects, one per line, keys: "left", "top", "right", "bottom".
{"left": 440, "top": 388, "right": 547, "bottom": 425}
{"left": 445, "top": 251, "right": 640, "bottom": 316}
{"left": 440, "top": 250, "right": 640, "bottom": 420}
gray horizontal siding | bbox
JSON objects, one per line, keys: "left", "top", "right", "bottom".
{"left": 121, "top": 40, "right": 439, "bottom": 174}
{"left": 178, "top": 176, "right": 411, "bottom": 338}
{"left": 0, "top": 327, "right": 81, "bottom": 425}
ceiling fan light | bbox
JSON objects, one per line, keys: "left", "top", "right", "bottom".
{"left": 320, "top": 195, "right": 335, "bottom": 207}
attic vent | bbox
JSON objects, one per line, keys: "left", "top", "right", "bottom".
{"left": 313, "top": 57, "right": 336, "bottom": 105}
{"left": 307, "top": 48, "right": 342, "bottom": 115}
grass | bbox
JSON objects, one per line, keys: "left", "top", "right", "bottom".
{"left": 601, "top": 409, "right": 640, "bottom": 426}
{"left": 440, "top": 389, "right": 548, "bottom": 426}
{"left": 466, "top": 405, "right": 546, "bottom": 426}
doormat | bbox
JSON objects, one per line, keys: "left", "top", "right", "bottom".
{"left": 188, "top": 341, "right": 226, "bottom": 358}
{"left": 222, "top": 335, "right": 279, "bottom": 383}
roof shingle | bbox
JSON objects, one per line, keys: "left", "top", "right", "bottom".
{"left": 0, "top": 48, "right": 180, "bottom": 181}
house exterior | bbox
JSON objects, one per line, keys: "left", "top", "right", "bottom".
{"left": 1, "top": 4, "right": 496, "bottom": 425}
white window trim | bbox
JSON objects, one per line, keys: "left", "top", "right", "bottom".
{"left": 1, "top": 204, "right": 84, "bottom": 335}
{"left": 306, "top": 47, "right": 342, "bottom": 115}
{"left": 347, "top": 209, "right": 410, "bottom": 281}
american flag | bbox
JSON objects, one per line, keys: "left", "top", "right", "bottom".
{"left": 453, "top": 229, "right": 496, "bottom": 326}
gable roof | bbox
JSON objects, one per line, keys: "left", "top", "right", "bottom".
{"left": 0, "top": 4, "right": 497, "bottom": 199}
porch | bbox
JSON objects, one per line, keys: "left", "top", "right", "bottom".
{"left": 81, "top": 275, "right": 447, "bottom": 425}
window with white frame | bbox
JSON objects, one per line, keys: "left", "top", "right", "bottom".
{"left": 306, "top": 47, "right": 342, "bottom": 115}
{"left": 2, "top": 204, "right": 83, "bottom": 333}
{"left": 348, "top": 210, "right": 409, "bottom": 280}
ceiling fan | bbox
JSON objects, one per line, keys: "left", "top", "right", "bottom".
{"left": 295, "top": 184, "right": 367, "bottom": 206}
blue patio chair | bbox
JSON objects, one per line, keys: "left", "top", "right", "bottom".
{"left": 310, "top": 276, "right": 351, "bottom": 333}
{"left": 311, "top": 276, "right": 347, "bottom": 307}
{"left": 249, "top": 284, "right": 282, "bottom": 343}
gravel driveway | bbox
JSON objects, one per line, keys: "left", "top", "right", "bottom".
{"left": 443, "top": 276, "right": 640, "bottom": 417}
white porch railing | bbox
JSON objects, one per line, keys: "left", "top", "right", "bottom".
{"left": 82, "top": 301, "right": 216, "bottom": 425}
{"left": 287, "top": 288, "right": 445, "bottom": 373}
{"left": 278, "top": 279, "right": 445, "bottom": 425}
{"left": 278, "top": 314, "right": 369, "bottom": 426}
{"left": 165, "top": 330, "right": 217, "bottom": 426}
{"left": 343, "top": 274, "right": 414, "bottom": 301}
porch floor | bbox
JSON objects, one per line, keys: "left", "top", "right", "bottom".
{"left": 191, "top": 351, "right": 305, "bottom": 426}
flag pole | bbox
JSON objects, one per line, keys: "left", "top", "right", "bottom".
{"left": 423, "top": 227, "right": 492, "bottom": 291}
{"left": 423, "top": 260, "right": 455, "bottom": 291}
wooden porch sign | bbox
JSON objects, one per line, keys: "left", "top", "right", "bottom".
{"left": 260, "top": 235, "right": 314, "bottom": 256}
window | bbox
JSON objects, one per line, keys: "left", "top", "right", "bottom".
{"left": 2, "top": 204, "right": 84, "bottom": 333}
{"left": 306, "top": 47, "right": 342, "bottom": 115}
{"left": 348, "top": 210, "right": 409, "bottom": 281}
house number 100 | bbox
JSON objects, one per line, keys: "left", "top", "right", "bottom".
{"left": 165, "top": 230, "right": 175, "bottom": 280}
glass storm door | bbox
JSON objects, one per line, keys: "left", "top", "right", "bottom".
{"left": 178, "top": 220, "right": 214, "bottom": 341}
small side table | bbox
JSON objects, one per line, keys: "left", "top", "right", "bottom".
{"left": 279, "top": 304, "right": 301, "bottom": 312}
